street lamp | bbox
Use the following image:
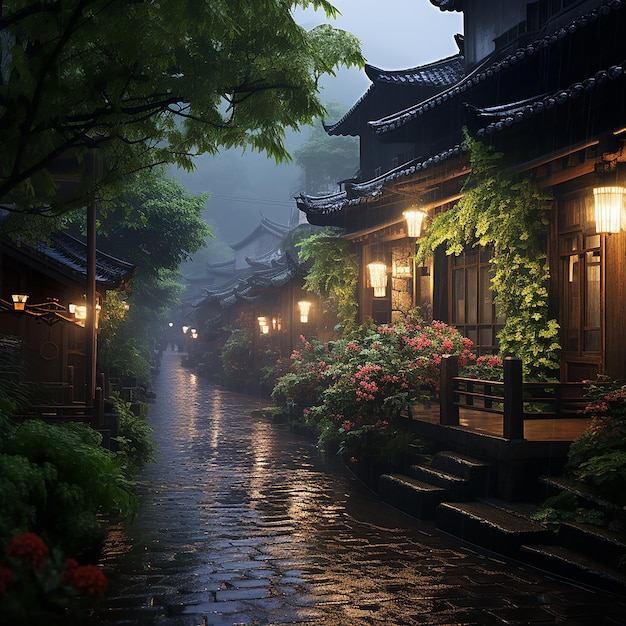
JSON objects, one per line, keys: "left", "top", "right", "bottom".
{"left": 11, "top": 294, "right": 28, "bottom": 311}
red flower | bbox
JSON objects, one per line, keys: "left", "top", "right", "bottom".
{"left": 0, "top": 566, "right": 13, "bottom": 594}
{"left": 61, "top": 561, "right": 108, "bottom": 600}
{"left": 5, "top": 533, "right": 49, "bottom": 570}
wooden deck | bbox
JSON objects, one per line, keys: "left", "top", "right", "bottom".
{"left": 411, "top": 404, "right": 590, "bottom": 442}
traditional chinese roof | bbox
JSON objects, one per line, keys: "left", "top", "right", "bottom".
{"left": 370, "top": 0, "right": 624, "bottom": 136}
{"left": 193, "top": 224, "right": 319, "bottom": 326}
{"left": 466, "top": 59, "right": 626, "bottom": 137}
{"left": 229, "top": 215, "right": 290, "bottom": 250}
{"left": 296, "top": 144, "right": 468, "bottom": 224}
{"left": 366, "top": 55, "right": 464, "bottom": 87}
{"left": 430, "top": 0, "right": 464, "bottom": 11}
{"left": 325, "top": 54, "right": 465, "bottom": 137}
{"left": 2, "top": 231, "right": 136, "bottom": 289}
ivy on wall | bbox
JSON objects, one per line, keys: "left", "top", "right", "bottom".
{"left": 415, "top": 134, "right": 561, "bottom": 380}
{"left": 297, "top": 230, "right": 359, "bottom": 334}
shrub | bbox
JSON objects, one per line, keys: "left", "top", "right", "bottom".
{"left": 0, "top": 414, "right": 138, "bottom": 557}
{"left": 272, "top": 312, "right": 479, "bottom": 455}
{"left": 108, "top": 394, "right": 157, "bottom": 476}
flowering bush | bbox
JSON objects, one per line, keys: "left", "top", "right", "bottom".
{"left": 0, "top": 532, "right": 107, "bottom": 624}
{"left": 272, "top": 313, "right": 482, "bottom": 453}
{"left": 566, "top": 376, "right": 626, "bottom": 505}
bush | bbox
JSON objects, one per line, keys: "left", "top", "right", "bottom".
{"left": 272, "top": 312, "right": 480, "bottom": 456}
{"left": 0, "top": 413, "right": 138, "bottom": 557}
{"left": 108, "top": 394, "right": 157, "bottom": 476}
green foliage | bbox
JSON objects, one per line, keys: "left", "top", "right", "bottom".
{"left": 297, "top": 230, "right": 359, "bottom": 333}
{"left": 566, "top": 377, "right": 626, "bottom": 504}
{"left": 0, "top": 414, "right": 137, "bottom": 556}
{"left": 1, "top": 0, "right": 364, "bottom": 216}
{"left": 416, "top": 134, "right": 560, "bottom": 380}
{"left": 220, "top": 329, "right": 281, "bottom": 394}
{"left": 534, "top": 376, "right": 626, "bottom": 534}
{"left": 108, "top": 394, "right": 157, "bottom": 477}
{"left": 272, "top": 312, "right": 487, "bottom": 458}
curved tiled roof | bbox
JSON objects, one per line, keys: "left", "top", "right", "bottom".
{"left": 365, "top": 54, "right": 464, "bottom": 87}
{"left": 325, "top": 54, "right": 465, "bottom": 136}
{"left": 370, "top": 0, "right": 624, "bottom": 135}
{"left": 297, "top": 144, "right": 469, "bottom": 217}
{"left": 9, "top": 231, "right": 136, "bottom": 288}
{"left": 470, "top": 59, "right": 626, "bottom": 138}
{"left": 230, "top": 215, "right": 290, "bottom": 249}
{"left": 430, "top": 0, "right": 464, "bottom": 11}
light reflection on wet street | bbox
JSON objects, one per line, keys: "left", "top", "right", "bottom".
{"left": 94, "top": 350, "right": 625, "bottom": 625}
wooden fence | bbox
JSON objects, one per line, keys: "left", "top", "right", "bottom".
{"left": 439, "top": 355, "right": 589, "bottom": 439}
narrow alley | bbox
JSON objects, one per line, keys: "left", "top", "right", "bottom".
{"left": 94, "top": 350, "right": 626, "bottom": 626}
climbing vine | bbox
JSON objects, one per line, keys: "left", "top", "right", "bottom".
{"left": 415, "top": 134, "right": 561, "bottom": 380}
{"left": 297, "top": 230, "right": 359, "bottom": 334}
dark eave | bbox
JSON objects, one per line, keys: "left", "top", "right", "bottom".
{"left": 468, "top": 58, "right": 626, "bottom": 138}
{"left": 2, "top": 231, "right": 136, "bottom": 289}
{"left": 370, "top": 0, "right": 624, "bottom": 136}
{"left": 296, "top": 144, "right": 468, "bottom": 221}
{"left": 366, "top": 54, "right": 465, "bottom": 87}
{"left": 229, "top": 215, "right": 290, "bottom": 249}
{"left": 325, "top": 54, "right": 465, "bottom": 137}
{"left": 430, "top": 0, "right": 464, "bottom": 11}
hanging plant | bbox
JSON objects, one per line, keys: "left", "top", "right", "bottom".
{"left": 297, "top": 229, "right": 359, "bottom": 334}
{"left": 416, "top": 132, "right": 561, "bottom": 380}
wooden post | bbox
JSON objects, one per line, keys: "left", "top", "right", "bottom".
{"left": 440, "top": 354, "right": 459, "bottom": 426}
{"left": 503, "top": 357, "right": 524, "bottom": 439}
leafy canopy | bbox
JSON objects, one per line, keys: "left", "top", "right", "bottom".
{"left": 0, "top": 0, "right": 364, "bottom": 214}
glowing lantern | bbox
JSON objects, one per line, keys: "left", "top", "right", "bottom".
{"left": 593, "top": 186, "right": 625, "bottom": 233}
{"left": 367, "top": 262, "right": 388, "bottom": 298}
{"left": 403, "top": 208, "right": 428, "bottom": 238}
{"left": 297, "top": 301, "right": 311, "bottom": 323}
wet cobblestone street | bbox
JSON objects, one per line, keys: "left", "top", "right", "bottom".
{"left": 94, "top": 350, "right": 626, "bottom": 625}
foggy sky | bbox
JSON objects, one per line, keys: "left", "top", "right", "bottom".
{"left": 175, "top": 2, "right": 463, "bottom": 245}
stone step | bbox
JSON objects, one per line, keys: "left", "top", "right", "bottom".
{"left": 558, "top": 521, "right": 626, "bottom": 570}
{"left": 408, "top": 464, "right": 471, "bottom": 501}
{"left": 539, "top": 475, "right": 622, "bottom": 515}
{"left": 520, "top": 543, "right": 626, "bottom": 594}
{"left": 435, "top": 501, "right": 553, "bottom": 556}
{"left": 378, "top": 473, "right": 446, "bottom": 520}
{"left": 431, "top": 450, "right": 494, "bottom": 497}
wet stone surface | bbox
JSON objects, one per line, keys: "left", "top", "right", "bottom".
{"left": 94, "top": 351, "right": 626, "bottom": 625}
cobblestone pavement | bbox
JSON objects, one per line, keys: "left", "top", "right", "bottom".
{"left": 94, "top": 350, "right": 626, "bottom": 626}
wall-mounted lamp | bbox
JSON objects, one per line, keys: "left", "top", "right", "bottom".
{"left": 297, "top": 301, "right": 311, "bottom": 323}
{"left": 11, "top": 294, "right": 29, "bottom": 311}
{"left": 403, "top": 208, "right": 428, "bottom": 238}
{"left": 190, "top": 328, "right": 198, "bottom": 339}
{"left": 367, "top": 262, "right": 388, "bottom": 298}
{"left": 182, "top": 325, "right": 189, "bottom": 334}
{"left": 392, "top": 259, "right": 413, "bottom": 278}
{"left": 593, "top": 186, "right": 625, "bottom": 233}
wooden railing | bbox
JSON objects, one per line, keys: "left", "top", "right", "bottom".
{"left": 440, "top": 355, "right": 589, "bottom": 440}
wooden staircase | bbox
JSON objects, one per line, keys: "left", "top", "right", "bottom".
{"left": 378, "top": 451, "right": 626, "bottom": 593}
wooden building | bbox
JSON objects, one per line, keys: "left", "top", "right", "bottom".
{"left": 298, "top": 0, "right": 626, "bottom": 382}
{"left": 0, "top": 232, "right": 135, "bottom": 405}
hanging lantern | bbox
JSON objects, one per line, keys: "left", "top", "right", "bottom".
{"left": 593, "top": 186, "right": 625, "bottom": 233}
{"left": 403, "top": 208, "right": 428, "bottom": 238}
{"left": 367, "top": 262, "right": 388, "bottom": 298}
{"left": 297, "top": 301, "right": 311, "bottom": 323}
{"left": 11, "top": 294, "right": 28, "bottom": 311}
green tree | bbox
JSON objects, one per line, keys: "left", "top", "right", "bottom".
{"left": 294, "top": 102, "right": 359, "bottom": 194}
{"left": 0, "top": 0, "right": 364, "bottom": 218}
{"left": 76, "top": 169, "right": 211, "bottom": 376}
